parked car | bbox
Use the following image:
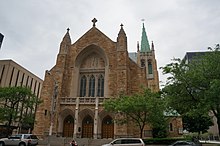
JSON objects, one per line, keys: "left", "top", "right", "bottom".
{"left": 169, "top": 141, "right": 197, "bottom": 146}
{"left": 101, "top": 138, "right": 145, "bottom": 146}
{"left": 0, "top": 134, "right": 38, "bottom": 146}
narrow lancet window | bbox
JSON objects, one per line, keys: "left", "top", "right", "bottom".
{"left": 148, "top": 61, "right": 153, "bottom": 74}
{"left": 89, "top": 75, "right": 95, "bottom": 97}
{"left": 97, "top": 75, "right": 104, "bottom": 97}
{"left": 141, "top": 59, "right": 145, "bottom": 67}
{"left": 80, "top": 75, "right": 87, "bottom": 97}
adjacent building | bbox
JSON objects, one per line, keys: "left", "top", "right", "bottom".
{"left": 0, "top": 59, "right": 43, "bottom": 134}
{"left": 33, "top": 19, "right": 182, "bottom": 138}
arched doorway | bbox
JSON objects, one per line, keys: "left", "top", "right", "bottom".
{"left": 82, "top": 115, "right": 93, "bottom": 138}
{"left": 63, "top": 115, "right": 74, "bottom": 137}
{"left": 102, "top": 115, "right": 114, "bottom": 138}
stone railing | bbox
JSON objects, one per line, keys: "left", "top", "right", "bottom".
{"left": 60, "top": 97, "right": 109, "bottom": 105}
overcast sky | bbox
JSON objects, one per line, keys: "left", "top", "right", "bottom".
{"left": 0, "top": 0, "right": 220, "bottom": 87}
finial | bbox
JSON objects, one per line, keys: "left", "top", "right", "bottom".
{"left": 151, "top": 41, "right": 154, "bottom": 50}
{"left": 120, "top": 23, "right": 124, "bottom": 28}
{"left": 67, "top": 28, "right": 70, "bottom": 32}
{"left": 92, "top": 18, "right": 97, "bottom": 27}
{"left": 141, "top": 19, "right": 145, "bottom": 27}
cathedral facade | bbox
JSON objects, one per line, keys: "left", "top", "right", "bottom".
{"left": 33, "top": 19, "right": 181, "bottom": 138}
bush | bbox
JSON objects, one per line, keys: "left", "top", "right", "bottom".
{"left": 143, "top": 137, "right": 188, "bottom": 145}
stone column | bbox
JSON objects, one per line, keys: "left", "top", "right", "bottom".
{"left": 94, "top": 97, "right": 99, "bottom": 139}
{"left": 74, "top": 97, "right": 79, "bottom": 138}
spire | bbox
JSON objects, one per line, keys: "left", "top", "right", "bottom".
{"left": 140, "top": 23, "right": 150, "bottom": 52}
{"left": 117, "top": 23, "right": 127, "bottom": 51}
{"left": 62, "top": 28, "right": 71, "bottom": 45}
{"left": 118, "top": 23, "right": 126, "bottom": 35}
{"left": 137, "top": 41, "right": 140, "bottom": 52}
{"left": 59, "top": 28, "right": 71, "bottom": 54}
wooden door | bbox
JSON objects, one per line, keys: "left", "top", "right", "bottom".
{"left": 63, "top": 115, "right": 74, "bottom": 137}
{"left": 102, "top": 116, "right": 114, "bottom": 138}
{"left": 82, "top": 115, "right": 93, "bottom": 138}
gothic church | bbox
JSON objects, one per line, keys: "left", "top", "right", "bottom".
{"left": 33, "top": 18, "right": 175, "bottom": 138}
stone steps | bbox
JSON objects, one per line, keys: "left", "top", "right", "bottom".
{"left": 38, "top": 137, "right": 113, "bottom": 146}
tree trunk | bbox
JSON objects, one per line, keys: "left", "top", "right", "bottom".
{"left": 140, "top": 126, "right": 144, "bottom": 138}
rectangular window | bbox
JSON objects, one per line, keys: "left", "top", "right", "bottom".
{"left": 169, "top": 123, "right": 173, "bottom": 131}
{"left": 144, "top": 130, "right": 152, "bottom": 137}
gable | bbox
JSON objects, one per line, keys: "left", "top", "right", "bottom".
{"left": 72, "top": 27, "right": 115, "bottom": 46}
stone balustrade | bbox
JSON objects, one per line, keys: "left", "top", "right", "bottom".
{"left": 60, "top": 97, "right": 109, "bottom": 105}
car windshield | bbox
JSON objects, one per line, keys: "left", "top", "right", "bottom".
{"left": 9, "top": 136, "right": 20, "bottom": 139}
{"left": 14, "top": 134, "right": 22, "bottom": 138}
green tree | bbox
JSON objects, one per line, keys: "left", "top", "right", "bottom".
{"left": 161, "top": 45, "right": 220, "bottom": 134}
{"left": 0, "top": 86, "right": 41, "bottom": 135}
{"left": 103, "top": 89, "right": 167, "bottom": 138}
{"left": 183, "top": 111, "right": 213, "bottom": 135}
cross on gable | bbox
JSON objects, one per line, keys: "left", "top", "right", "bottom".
{"left": 92, "top": 18, "right": 97, "bottom": 27}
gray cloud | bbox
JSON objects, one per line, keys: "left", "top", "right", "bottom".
{"left": 1, "top": 0, "right": 220, "bottom": 87}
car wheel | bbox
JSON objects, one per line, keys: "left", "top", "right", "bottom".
{"left": 0, "top": 142, "right": 5, "bottom": 146}
{"left": 19, "top": 142, "right": 26, "bottom": 146}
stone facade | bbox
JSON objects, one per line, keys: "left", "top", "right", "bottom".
{"left": 33, "top": 19, "right": 182, "bottom": 138}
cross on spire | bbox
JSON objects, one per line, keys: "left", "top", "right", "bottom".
{"left": 92, "top": 18, "right": 97, "bottom": 27}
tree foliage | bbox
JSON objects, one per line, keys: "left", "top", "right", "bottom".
{"left": 103, "top": 88, "right": 167, "bottom": 138}
{"left": 161, "top": 45, "right": 220, "bottom": 134}
{"left": 183, "top": 112, "right": 213, "bottom": 134}
{"left": 0, "top": 86, "right": 41, "bottom": 135}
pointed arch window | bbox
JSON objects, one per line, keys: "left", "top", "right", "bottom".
{"left": 89, "top": 75, "right": 95, "bottom": 97}
{"left": 148, "top": 61, "right": 153, "bottom": 74}
{"left": 80, "top": 75, "right": 87, "bottom": 97}
{"left": 97, "top": 75, "right": 104, "bottom": 97}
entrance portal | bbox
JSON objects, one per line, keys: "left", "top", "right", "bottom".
{"left": 63, "top": 115, "right": 74, "bottom": 137}
{"left": 102, "top": 115, "right": 114, "bottom": 138}
{"left": 82, "top": 115, "right": 93, "bottom": 138}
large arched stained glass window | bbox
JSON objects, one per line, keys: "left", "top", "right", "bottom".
{"left": 97, "top": 75, "right": 104, "bottom": 97}
{"left": 80, "top": 75, "right": 87, "bottom": 97}
{"left": 89, "top": 75, "right": 95, "bottom": 97}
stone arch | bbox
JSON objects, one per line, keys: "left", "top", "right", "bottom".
{"left": 70, "top": 44, "right": 110, "bottom": 97}
{"left": 78, "top": 108, "right": 94, "bottom": 120}
{"left": 82, "top": 115, "right": 94, "bottom": 138}
{"left": 58, "top": 108, "right": 74, "bottom": 136}
{"left": 102, "top": 115, "right": 114, "bottom": 138}
{"left": 75, "top": 44, "right": 108, "bottom": 68}
{"left": 78, "top": 108, "right": 94, "bottom": 138}
{"left": 63, "top": 115, "right": 74, "bottom": 137}
{"left": 99, "top": 109, "right": 114, "bottom": 138}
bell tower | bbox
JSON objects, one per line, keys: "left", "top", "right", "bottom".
{"left": 137, "top": 22, "right": 159, "bottom": 91}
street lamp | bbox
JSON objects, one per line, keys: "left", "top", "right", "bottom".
{"left": 46, "top": 70, "right": 58, "bottom": 136}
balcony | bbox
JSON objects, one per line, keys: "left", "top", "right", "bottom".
{"left": 60, "top": 97, "right": 109, "bottom": 105}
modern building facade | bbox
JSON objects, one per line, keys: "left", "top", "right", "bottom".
{"left": 33, "top": 19, "right": 182, "bottom": 138}
{"left": 0, "top": 59, "right": 43, "bottom": 133}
